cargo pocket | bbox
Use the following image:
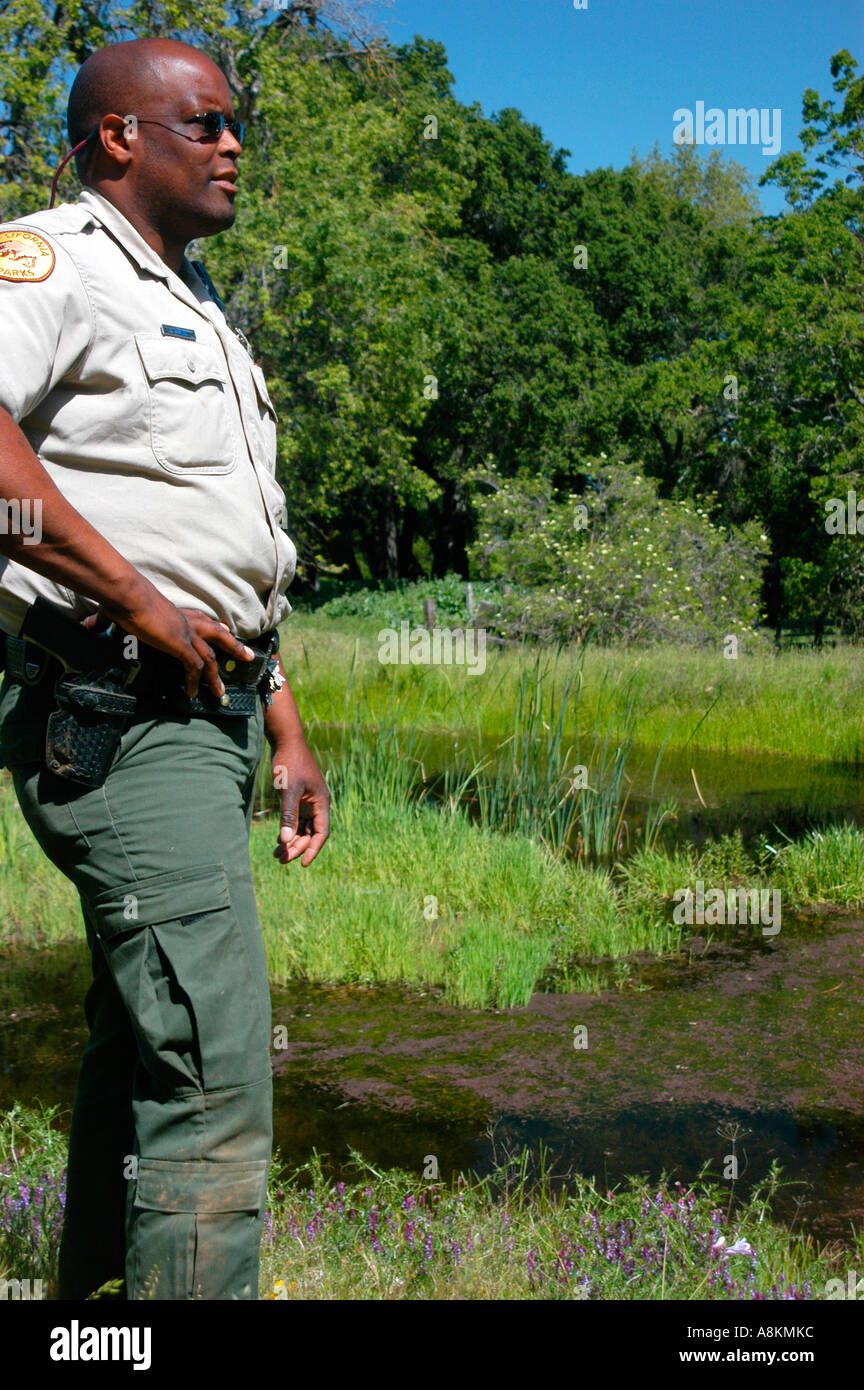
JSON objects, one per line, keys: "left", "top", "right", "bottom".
{"left": 129, "top": 1156, "right": 268, "bottom": 1299}
{"left": 135, "top": 332, "right": 238, "bottom": 474}
{"left": 88, "top": 863, "right": 269, "bottom": 1094}
{"left": 133, "top": 1156, "right": 268, "bottom": 1213}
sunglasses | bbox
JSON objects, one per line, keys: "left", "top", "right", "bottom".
{"left": 49, "top": 110, "right": 246, "bottom": 207}
{"left": 135, "top": 112, "right": 246, "bottom": 146}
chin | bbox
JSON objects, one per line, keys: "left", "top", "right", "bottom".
{"left": 192, "top": 199, "right": 237, "bottom": 236}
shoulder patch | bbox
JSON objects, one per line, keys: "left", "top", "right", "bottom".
{"left": 0, "top": 229, "right": 55, "bottom": 283}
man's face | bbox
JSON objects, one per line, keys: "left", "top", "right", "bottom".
{"left": 129, "top": 53, "right": 242, "bottom": 241}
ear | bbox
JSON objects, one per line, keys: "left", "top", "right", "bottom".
{"left": 98, "top": 113, "right": 137, "bottom": 169}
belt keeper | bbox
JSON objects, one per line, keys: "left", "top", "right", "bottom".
{"left": 4, "top": 636, "right": 55, "bottom": 686}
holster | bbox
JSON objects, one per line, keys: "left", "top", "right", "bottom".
{"left": 45, "top": 667, "right": 140, "bottom": 788}
{"left": 7, "top": 598, "right": 280, "bottom": 789}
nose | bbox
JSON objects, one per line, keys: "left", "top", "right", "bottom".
{"left": 219, "top": 127, "right": 242, "bottom": 158}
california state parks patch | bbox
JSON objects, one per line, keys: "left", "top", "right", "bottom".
{"left": 0, "top": 229, "right": 55, "bottom": 282}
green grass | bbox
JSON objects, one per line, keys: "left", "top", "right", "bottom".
{"left": 2, "top": 617, "right": 862, "bottom": 1006}
{"left": 0, "top": 1101, "right": 67, "bottom": 1288}
{"left": 5, "top": 754, "right": 864, "bottom": 1008}
{"left": 281, "top": 613, "right": 864, "bottom": 763}
{"left": 252, "top": 787, "right": 630, "bottom": 1009}
{"left": 0, "top": 782, "right": 80, "bottom": 948}
{"left": 1, "top": 1102, "right": 858, "bottom": 1301}
{"left": 257, "top": 1149, "right": 860, "bottom": 1301}
{"left": 764, "top": 823, "right": 864, "bottom": 908}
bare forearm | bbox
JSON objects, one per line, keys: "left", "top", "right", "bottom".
{"left": 262, "top": 655, "right": 307, "bottom": 749}
{"left": 263, "top": 651, "right": 330, "bottom": 865}
{"left": 0, "top": 406, "right": 148, "bottom": 614}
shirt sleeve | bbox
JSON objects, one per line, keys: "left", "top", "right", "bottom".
{"left": 0, "top": 227, "right": 94, "bottom": 424}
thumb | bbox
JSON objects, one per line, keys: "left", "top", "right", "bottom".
{"left": 80, "top": 611, "right": 112, "bottom": 631}
{"left": 279, "top": 787, "right": 300, "bottom": 844}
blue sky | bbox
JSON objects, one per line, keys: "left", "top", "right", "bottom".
{"left": 377, "top": 0, "right": 862, "bottom": 215}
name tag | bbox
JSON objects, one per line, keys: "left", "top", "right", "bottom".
{"left": 160, "top": 324, "right": 197, "bottom": 341}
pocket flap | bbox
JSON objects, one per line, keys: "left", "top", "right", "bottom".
{"left": 91, "top": 863, "right": 230, "bottom": 940}
{"left": 135, "top": 332, "right": 227, "bottom": 387}
{"left": 133, "top": 1157, "right": 268, "bottom": 1213}
{"left": 250, "top": 362, "right": 279, "bottom": 422}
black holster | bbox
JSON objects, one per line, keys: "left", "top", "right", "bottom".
{"left": 7, "top": 598, "right": 280, "bottom": 788}
{"left": 45, "top": 667, "right": 140, "bottom": 788}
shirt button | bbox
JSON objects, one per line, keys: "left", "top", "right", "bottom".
{"left": 187, "top": 358, "right": 197, "bottom": 373}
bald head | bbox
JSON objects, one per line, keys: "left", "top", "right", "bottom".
{"left": 67, "top": 38, "right": 224, "bottom": 175}
{"left": 61, "top": 38, "right": 243, "bottom": 269}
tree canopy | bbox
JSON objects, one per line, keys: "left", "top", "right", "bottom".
{"left": 1, "top": 2, "right": 861, "bottom": 637}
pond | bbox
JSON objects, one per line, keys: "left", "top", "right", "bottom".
{"left": 2, "top": 900, "right": 863, "bottom": 1241}
{"left": 293, "top": 727, "right": 864, "bottom": 858}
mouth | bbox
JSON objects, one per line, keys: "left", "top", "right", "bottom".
{"left": 211, "top": 171, "right": 239, "bottom": 194}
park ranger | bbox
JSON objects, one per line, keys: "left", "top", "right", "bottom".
{"left": 0, "top": 37, "right": 330, "bottom": 1299}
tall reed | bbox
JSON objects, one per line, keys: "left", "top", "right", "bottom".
{"left": 258, "top": 644, "right": 676, "bottom": 867}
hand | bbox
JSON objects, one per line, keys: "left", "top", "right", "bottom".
{"left": 271, "top": 740, "right": 330, "bottom": 867}
{"left": 81, "top": 589, "right": 254, "bottom": 700}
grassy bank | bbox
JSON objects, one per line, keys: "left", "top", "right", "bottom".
{"left": 2, "top": 621, "right": 862, "bottom": 1007}
{"left": 254, "top": 815, "right": 864, "bottom": 1006}
{"left": 0, "top": 1102, "right": 858, "bottom": 1300}
{"left": 282, "top": 614, "right": 864, "bottom": 763}
{"left": 3, "top": 764, "right": 864, "bottom": 1007}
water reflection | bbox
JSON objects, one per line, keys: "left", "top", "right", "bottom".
{"left": 3, "top": 918, "right": 863, "bottom": 1241}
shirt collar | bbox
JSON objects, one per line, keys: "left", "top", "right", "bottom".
{"left": 77, "top": 187, "right": 214, "bottom": 315}
{"left": 77, "top": 187, "right": 200, "bottom": 291}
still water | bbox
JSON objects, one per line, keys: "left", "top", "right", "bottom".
{"left": 3, "top": 736, "right": 863, "bottom": 1240}
{"left": 2, "top": 901, "right": 863, "bottom": 1241}
{"left": 298, "top": 727, "right": 864, "bottom": 856}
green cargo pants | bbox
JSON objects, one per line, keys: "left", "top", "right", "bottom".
{"left": 0, "top": 673, "right": 272, "bottom": 1300}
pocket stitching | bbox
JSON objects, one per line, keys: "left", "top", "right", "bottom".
{"left": 250, "top": 363, "right": 279, "bottom": 423}
{"left": 92, "top": 861, "right": 230, "bottom": 939}
{"left": 135, "top": 332, "right": 238, "bottom": 476}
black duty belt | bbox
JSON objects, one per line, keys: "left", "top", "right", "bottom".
{"left": 0, "top": 598, "right": 281, "bottom": 787}
{"left": 3, "top": 598, "right": 280, "bottom": 715}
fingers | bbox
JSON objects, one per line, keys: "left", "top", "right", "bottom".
{"left": 277, "top": 786, "right": 301, "bottom": 847}
{"left": 109, "top": 596, "right": 245, "bottom": 699}
{"left": 273, "top": 829, "right": 312, "bottom": 865}
{"left": 169, "top": 614, "right": 205, "bottom": 698}
{"left": 208, "top": 622, "right": 255, "bottom": 662}
{"left": 181, "top": 613, "right": 255, "bottom": 698}
{"left": 275, "top": 789, "right": 330, "bottom": 867}
{"left": 272, "top": 826, "right": 325, "bottom": 867}
{"left": 184, "top": 612, "right": 255, "bottom": 661}
{"left": 299, "top": 824, "right": 329, "bottom": 867}
{"left": 181, "top": 645, "right": 206, "bottom": 699}
{"left": 80, "top": 611, "right": 118, "bottom": 633}
{"left": 190, "top": 631, "right": 225, "bottom": 700}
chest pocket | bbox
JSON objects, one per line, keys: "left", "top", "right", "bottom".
{"left": 249, "top": 361, "right": 279, "bottom": 472}
{"left": 135, "top": 333, "right": 238, "bottom": 475}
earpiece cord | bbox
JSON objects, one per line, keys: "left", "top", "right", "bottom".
{"left": 49, "top": 134, "right": 94, "bottom": 209}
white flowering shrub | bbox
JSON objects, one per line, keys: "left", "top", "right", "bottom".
{"left": 469, "top": 461, "right": 769, "bottom": 647}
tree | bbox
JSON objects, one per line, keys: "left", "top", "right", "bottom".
{"left": 469, "top": 461, "right": 767, "bottom": 648}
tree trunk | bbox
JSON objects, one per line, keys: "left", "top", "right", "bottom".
{"left": 383, "top": 492, "right": 399, "bottom": 581}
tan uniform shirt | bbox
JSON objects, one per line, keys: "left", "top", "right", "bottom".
{"left": 0, "top": 187, "right": 296, "bottom": 641}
